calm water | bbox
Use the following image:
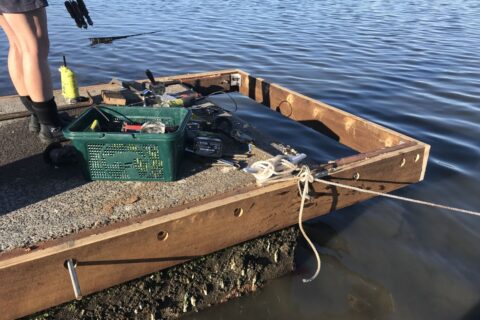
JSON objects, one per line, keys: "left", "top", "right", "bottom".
{"left": 1, "top": 1, "right": 479, "bottom": 319}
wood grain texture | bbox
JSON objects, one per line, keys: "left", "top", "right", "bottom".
{"left": 0, "top": 97, "right": 93, "bottom": 121}
{"left": 101, "top": 90, "right": 127, "bottom": 106}
{"left": 237, "top": 70, "right": 423, "bottom": 153}
{"left": 0, "top": 144, "right": 426, "bottom": 320}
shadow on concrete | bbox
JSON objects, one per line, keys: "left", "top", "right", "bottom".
{"left": 463, "top": 302, "right": 480, "bottom": 320}
{"left": 0, "top": 150, "right": 219, "bottom": 216}
{"left": 0, "top": 153, "right": 87, "bottom": 215}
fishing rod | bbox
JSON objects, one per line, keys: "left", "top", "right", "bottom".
{"left": 64, "top": 0, "right": 161, "bottom": 45}
{"left": 89, "top": 31, "right": 162, "bottom": 46}
{"left": 65, "top": 0, "right": 93, "bottom": 29}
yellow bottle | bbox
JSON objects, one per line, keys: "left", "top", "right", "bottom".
{"left": 59, "top": 56, "right": 79, "bottom": 104}
{"left": 168, "top": 98, "right": 184, "bottom": 107}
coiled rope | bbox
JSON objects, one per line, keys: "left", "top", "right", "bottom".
{"left": 250, "top": 155, "right": 298, "bottom": 184}
{"left": 246, "top": 156, "right": 480, "bottom": 283}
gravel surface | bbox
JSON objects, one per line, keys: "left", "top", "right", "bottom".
{"left": 0, "top": 95, "right": 290, "bottom": 253}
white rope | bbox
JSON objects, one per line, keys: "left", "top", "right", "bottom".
{"left": 297, "top": 166, "right": 321, "bottom": 283}
{"left": 314, "top": 179, "right": 480, "bottom": 217}
{"left": 246, "top": 156, "right": 480, "bottom": 283}
{"left": 250, "top": 155, "right": 297, "bottom": 185}
{"left": 247, "top": 158, "right": 323, "bottom": 282}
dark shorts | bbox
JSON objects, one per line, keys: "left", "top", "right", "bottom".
{"left": 0, "top": 0, "right": 49, "bottom": 14}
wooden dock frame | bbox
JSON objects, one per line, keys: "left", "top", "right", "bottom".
{"left": 0, "top": 69, "right": 430, "bottom": 320}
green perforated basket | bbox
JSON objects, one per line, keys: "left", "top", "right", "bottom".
{"left": 63, "top": 106, "right": 191, "bottom": 182}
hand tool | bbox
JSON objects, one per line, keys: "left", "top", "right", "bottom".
{"left": 76, "top": 0, "right": 93, "bottom": 26}
{"left": 212, "top": 159, "right": 241, "bottom": 169}
{"left": 86, "top": 119, "right": 101, "bottom": 132}
{"left": 64, "top": 0, "right": 93, "bottom": 29}
{"left": 145, "top": 69, "right": 166, "bottom": 96}
{"left": 230, "top": 129, "right": 254, "bottom": 144}
{"left": 70, "top": 1, "right": 87, "bottom": 28}
{"left": 64, "top": 1, "right": 83, "bottom": 28}
{"left": 221, "top": 153, "right": 251, "bottom": 160}
{"left": 122, "top": 123, "right": 143, "bottom": 132}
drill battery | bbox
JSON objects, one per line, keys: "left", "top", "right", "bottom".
{"left": 189, "top": 131, "right": 223, "bottom": 158}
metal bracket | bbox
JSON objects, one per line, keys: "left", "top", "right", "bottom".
{"left": 314, "top": 166, "right": 339, "bottom": 180}
{"left": 231, "top": 73, "right": 242, "bottom": 87}
{"left": 66, "top": 259, "right": 83, "bottom": 300}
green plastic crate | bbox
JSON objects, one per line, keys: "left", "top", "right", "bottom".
{"left": 64, "top": 106, "right": 191, "bottom": 182}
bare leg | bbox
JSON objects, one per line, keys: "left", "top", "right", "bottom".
{"left": 0, "top": 14, "right": 28, "bottom": 96}
{"left": 3, "top": 8, "right": 53, "bottom": 102}
{"left": 3, "top": 8, "right": 66, "bottom": 143}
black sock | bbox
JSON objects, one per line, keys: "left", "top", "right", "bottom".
{"left": 31, "top": 98, "right": 62, "bottom": 127}
{"left": 19, "top": 96, "right": 36, "bottom": 115}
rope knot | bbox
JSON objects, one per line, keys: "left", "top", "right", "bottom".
{"left": 298, "top": 166, "right": 314, "bottom": 184}
{"left": 247, "top": 155, "right": 322, "bottom": 283}
{"left": 245, "top": 155, "right": 479, "bottom": 285}
{"left": 297, "top": 165, "right": 314, "bottom": 201}
{"left": 250, "top": 155, "right": 297, "bottom": 185}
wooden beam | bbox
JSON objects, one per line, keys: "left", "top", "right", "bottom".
{"left": 152, "top": 69, "right": 240, "bottom": 96}
{"left": 0, "top": 97, "right": 93, "bottom": 122}
{"left": 237, "top": 70, "right": 421, "bottom": 153}
{"left": 153, "top": 69, "right": 240, "bottom": 83}
{"left": 321, "top": 140, "right": 429, "bottom": 182}
{"left": 0, "top": 143, "right": 426, "bottom": 320}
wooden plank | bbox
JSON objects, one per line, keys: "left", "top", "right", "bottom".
{"left": 320, "top": 140, "right": 429, "bottom": 182}
{"left": 236, "top": 70, "right": 422, "bottom": 153}
{"left": 153, "top": 69, "right": 239, "bottom": 83}
{"left": 0, "top": 144, "right": 426, "bottom": 320}
{"left": 101, "top": 90, "right": 128, "bottom": 105}
{"left": 0, "top": 97, "right": 93, "bottom": 122}
{"left": 0, "top": 69, "right": 241, "bottom": 100}
{"left": 152, "top": 70, "right": 238, "bottom": 96}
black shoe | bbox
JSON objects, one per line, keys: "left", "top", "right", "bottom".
{"left": 38, "top": 125, "right": 66, "bottom": 144}
{"left": 31, "top": 98, "right": 71, "bottom": 144}
{"left": 38, "top": 114, "right": 73, "bottom": 144}
{"left": 28, "top": 114, "right": 41, "bottom": 133}
{"left": 19, "top": 96, "right": 41, "bottom": 133}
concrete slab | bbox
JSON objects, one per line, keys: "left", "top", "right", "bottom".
{"left": 0, "top": 93, "right": 292, "bottom": 253}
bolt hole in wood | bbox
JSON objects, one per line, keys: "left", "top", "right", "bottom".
{"left": 400, "top": 158, "right": 406, "bottom": 167}
{"left": 157, "top": 231, "right": 169, "bottom": 241}
{"left": 415, "top": 154, "right": 421, "bottom": 163}
{"left": 353, "top": 172, "right": 360, "bottom": 180}
{"left": 234, "top": 208, "right": 244, "bottom": 217}
{"left": 63, "top": 259, "right": 78, "bottom": 269}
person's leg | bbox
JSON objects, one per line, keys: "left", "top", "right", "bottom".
{"left": 3, "top": 8, "right": 66, "bottom": 143}
{"left": 2, "top": 7, "right": 52, "bottom": 102}
{"left": 0, "top": 14, "right": 28, "bottom": 95}
{"left": 0, "top": 14, "right": 40, "bottom": 132}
